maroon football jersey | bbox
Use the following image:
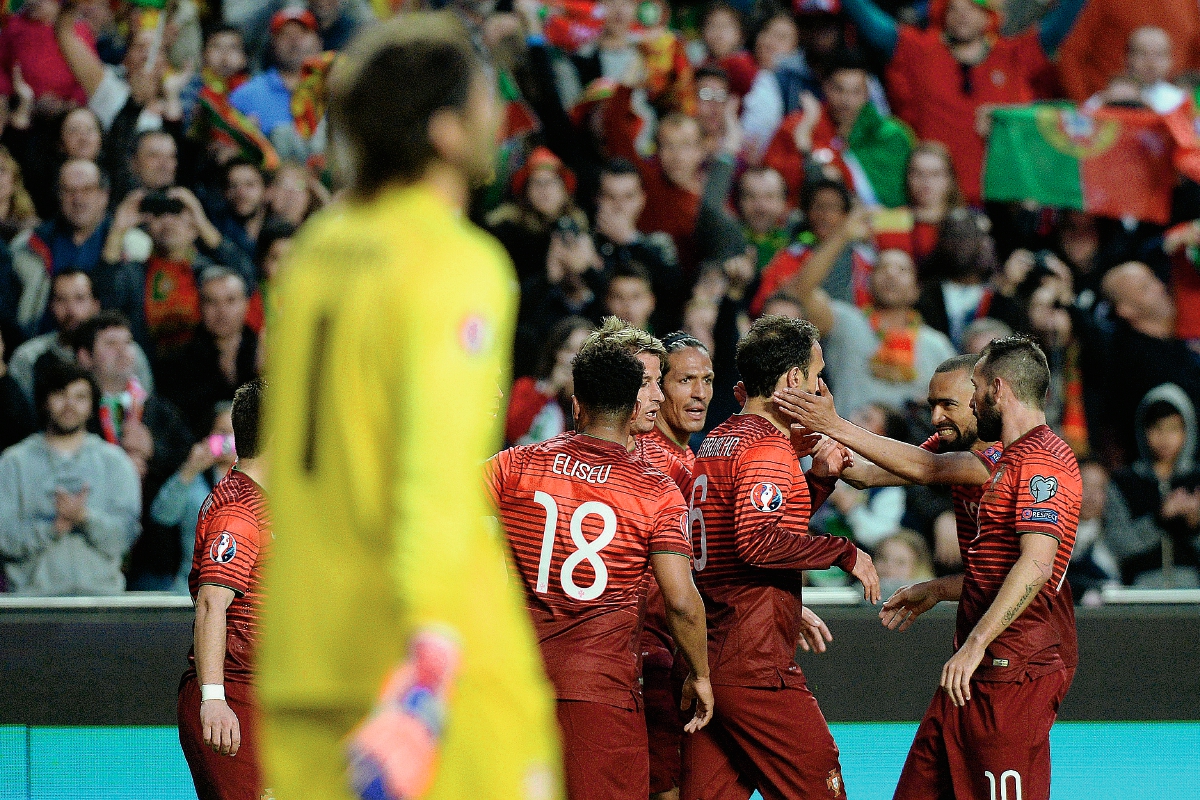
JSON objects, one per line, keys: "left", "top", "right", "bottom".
{"left": 184, "top": 468, "right": 271, "bottom": 685}
{"left": 958, "top": 425, "right": 1080, "bottom": 681}
{"left": 690, "top": 414, "right": 857, "bottom": 688}
{"left": 487, "top": 432, "right": 691, "bottom": 709}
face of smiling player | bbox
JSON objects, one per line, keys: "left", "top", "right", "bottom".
{"left": 632, "top": 351, "right": 665, "bottom": 435}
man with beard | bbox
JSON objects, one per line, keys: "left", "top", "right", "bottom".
{"left": 0, "top": 355, "right": 140, "bottom": 595}
{"left": 787, "top": 338, "right": 1081, "bottom": 799}
{"left": 260, "top": 15, "right": 561, "bottom": 800}
{"left": 774, "top": 351, "right": 1077, "bottom": 689}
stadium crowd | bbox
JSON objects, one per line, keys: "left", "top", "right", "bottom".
{"left": 0, "top": 0, "right": 1199, "bottom": 599}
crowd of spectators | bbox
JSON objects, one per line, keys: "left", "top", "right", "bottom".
{"left": 1, "top": 0, "right": 1199, "bottom": 599}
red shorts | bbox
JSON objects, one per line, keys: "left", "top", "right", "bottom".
{"left": 680, "top": 682, "right": 845, "bottom": 800}
{"left": 177, "top": 675, "right": 265, "bottom": 800}
{"left": 644, "top": 664, "right": 683, "bottom": 794}
{"left": 893, "top": 668, "right": 1070, "bottom": 800}
{"left": 557, "top": 699, "right": 649, "bottom": 800}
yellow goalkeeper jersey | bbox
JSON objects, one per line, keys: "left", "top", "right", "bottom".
{"left": 259, "top": 184, "right": 561, "bottom": 800}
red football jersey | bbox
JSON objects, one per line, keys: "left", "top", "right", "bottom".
{"left": 958, "top": 425, "right": 1081, "bottom": 681}
{"left": 634, "top": 430, "right": 695, "bottom": 671}
{"left": 920, "top": 434, "right": 1080, "bottom": 672}
{"left": 690, "top": 414, "right": 857, "bottom": 688}
{"left": 184, "top": 468, "right": 272, "bottom": 684}
{"left": 487, "top": 432, "right": 691, "bottom": 710}
{"left": 920, "top": 433, "right": 1003, "bottom": 554}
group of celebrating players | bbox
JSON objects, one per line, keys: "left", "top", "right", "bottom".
{"left": 487, "top": 313, "right": 1081, "bottom": 800}
{"left": 172, "top": 14, "right": 1083, "bottom": 800}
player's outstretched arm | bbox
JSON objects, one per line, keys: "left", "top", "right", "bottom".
{"left": 651, "top": 551, "right": 714, "bottom": 733}
{"left": 194, "top": 584, "right": 241, "bottom": 756}
{"left": 879, "top": 574, "right": 963, "bottom": 632}
{"left": 940, "top": 534, "right": 1059, "bottom": 706}
{"left": 775, "top": 380, "right": 992, "bottom": 487}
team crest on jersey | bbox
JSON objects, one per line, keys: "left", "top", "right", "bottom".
{"left": 826, "top": 768, "right": 843, "bottom": 797}
{"left": 459, "top": 313, "right": 492, "bottom": 356}
{"left": 749, "top": 482, "right": 784, "bottom": 512}
{"left": 210, "top": 533, "right": 237, "bottom": 564}
{"left": 1029, "top": 475, "right": 1058, "bottom": 503}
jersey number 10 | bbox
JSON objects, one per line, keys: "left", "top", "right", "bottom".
{"left": 533, "top": 492, "right": 616, "bottom": 601}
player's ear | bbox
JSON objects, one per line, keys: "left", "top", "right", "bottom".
{"left": 786, "top": 367, "right": 803, "bottom": 390}
{"left": 570, "top": 395, "right": 581, "bottom": 423}
{"left": 427, "top": 107, "right": 467, "bottom": 166}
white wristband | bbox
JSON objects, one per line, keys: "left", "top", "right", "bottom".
{"left": 200, "top": 684, "right": 225, "bottom": 702}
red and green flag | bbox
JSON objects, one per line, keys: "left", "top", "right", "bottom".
{"left": 983, "top": 102, "right": 1200, "bottom": 224}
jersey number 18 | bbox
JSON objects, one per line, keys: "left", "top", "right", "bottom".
{"left": 532, "top": 492, "right": 616, "bottom": 601}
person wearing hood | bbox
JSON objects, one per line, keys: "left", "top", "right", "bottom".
{"left": 1106, "top": 384, "right": 1200, "bottom": 588}
{"left": 486, "top": 146, "right": 588, "bottom": 283}
{"left": 840, "top": 0, "right": 1087, "bottom": 205}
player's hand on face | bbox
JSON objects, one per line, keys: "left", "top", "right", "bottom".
{"left": 879, "top": 582, "right": 940, "bottom": 632}
{"left": 798, "top": 606, "right": 832, "bottom": 653}
{"left": 680, "top": 673, "right": 715, "bottom": 733}
{"left": 773, "top": 378, "right": 838, "bottom": 432}
{"left": 940, "top": 641, "right": 984, "bottom": 707}
{"left": 850, "top": 548, "right": 880, "bottom": 605}
{"left": 200, "top": 698, "right": 241, "bottom": 756}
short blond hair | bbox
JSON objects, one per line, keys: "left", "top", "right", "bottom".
{"left": 586, "top": 316, "right": 667, "bottom": 363}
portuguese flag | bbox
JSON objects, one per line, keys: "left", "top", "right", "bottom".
{"left": 983, "top": 102, "right": 1200, "bottom": 224}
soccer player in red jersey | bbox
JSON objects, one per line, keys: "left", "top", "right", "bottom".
{"left": 682, "top": 315, "right": 880, "bottom": 800}
{"left": 177, "top": 380, "right": 271, "bottom": 800}
{"left": 880, "top": 337, "right": 1080, "bottom": 800}
{"left": 647, "top": 332, "right": 715, "bottom": 474}
{"left": 773, "top": 353, "right": 1078, "bottom": 676}
{"left": 487, "top": 338, "right": 713, "bottom": 800}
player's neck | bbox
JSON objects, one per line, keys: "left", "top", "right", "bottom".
{"left": 233, "top": 457, "right": 268, "bottom": 491}
{"left": 740, "top": 397, "right": 790, "bottom": 436}
{"left": 421, "top": 163, "right": 469, "bottom": 214}
{"left": 1000, "top": 405, "right": 1047, "bottom": 448}
{"left": 655, "top": 419, "right": 689, "bottom": 450}
{"left": 578, "top": 426, "right": 630, "bottom": 448}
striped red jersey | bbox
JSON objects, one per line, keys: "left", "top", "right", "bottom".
{"left": 486, "top": 432, "right": 691, "bottom": 709}
{"left": 958, "top": 425, "right": 1080, "bottom": 681}
{"left": 919, "top": 433, "right": 1003, "bottom": 553}
{"left": 643, "top": 425, "right": 696, "bottom": 478}
{"left": 690, "top": 414, "right": 857, "bottom": 688}
{"left": 185, "top": 468, "right": 272, "bottom": 685}
{"left": 633, "top": 431, "right": 694, "bottom": 671}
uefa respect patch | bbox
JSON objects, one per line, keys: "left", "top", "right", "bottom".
{"left": 1021, "top": 508, "right": 1060, "bottom": 524}
{"left": 749, "top": 482, "right": 784, "bottom": 512}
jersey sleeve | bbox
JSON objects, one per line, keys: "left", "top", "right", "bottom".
{"left": 1012, "top": 452, "right": 1077, "bottom": 544}
{"left": 484, "top": 447, "right": 516, "bottom": 508}
{"left": 731, "top": 438, "right": 857, "bottom": 571}
{"left": 649, "top": 485, "right": 692, "bottom": 559}
{"left": 195, "top": 510, "right": 261, "bottom": 596}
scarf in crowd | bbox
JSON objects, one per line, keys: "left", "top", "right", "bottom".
{"left": 291, "top": 51, "right": 337, "bottom": 140}
{"left": 1060, "top": 340, "right": 1089, "bottom": 455}
{"left": 194, "top": 87, "right": 280, "bottom": 171}
{"left": 865, "top": 306, "right": 922, "bottom": 384}
{"left": 99, "top": 378, "right": 147, "bottom": 445}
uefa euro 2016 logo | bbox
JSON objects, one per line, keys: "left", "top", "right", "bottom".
{"left": 210, "top": 533, "right": 237, "bottom": 564}
{"left": 749, "top": 482, "right": 784, "bottom": 513}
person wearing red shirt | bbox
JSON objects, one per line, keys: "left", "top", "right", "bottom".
{"left": 774, "top": 352, "right": 1078, "bottom": 676}
{"left": 488, "top": 337, "right": 713, "bottom": 800}
{"left": 881, "top": 337, "right": 1079, "bottom": 800}
{"left": 681, "top": 315, "right": 879, "bottom": 800}
{"left": 841, "top": 0, "right": 1087, "bottom": 205}
{"left": 0, "top": 0, "right": 93, "bottom": 122}
{"left": 177, "top": 380, "right": 271, "bottom": 800}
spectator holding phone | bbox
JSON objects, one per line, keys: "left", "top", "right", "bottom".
{"left": 147, "top": 402, "right": 238, "bottom": 592}
{"left": 95, "top": 185, "right": 253, "bottom": 359}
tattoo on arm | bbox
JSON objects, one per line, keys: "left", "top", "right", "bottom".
{"left": 1002, "top": 581, "right": 1038, "bottom": 624}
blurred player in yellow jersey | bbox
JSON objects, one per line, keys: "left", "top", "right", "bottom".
{"left": 258, "top": 13, "right": 561, "bottom": 800}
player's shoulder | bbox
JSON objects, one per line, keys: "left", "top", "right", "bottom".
{"left": 1013, "top": 426, "right": 1079, "bottom": 470}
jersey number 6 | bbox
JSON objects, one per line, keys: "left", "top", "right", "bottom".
{"left": 533, "top": 492, "right": 616, "bottom": 601}
{"left": 689, "top": 474, "right": 708, "bottom": 572}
